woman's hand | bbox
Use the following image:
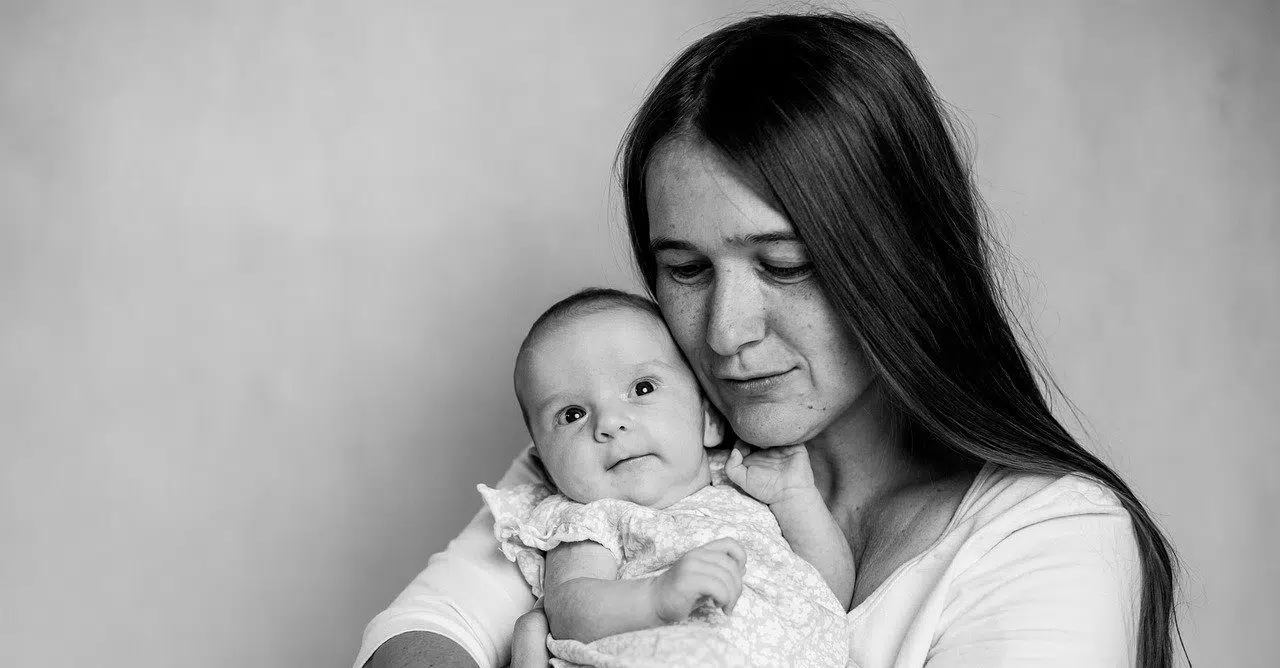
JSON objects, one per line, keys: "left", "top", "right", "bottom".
{"left": 724, "top": 442, "right": 816, "bottom": 506}
{"left": 510, "top": 600, "right": 550, "bottom": 668}
{"left": 649, "top": 537, "right": 747, "bottom": 622}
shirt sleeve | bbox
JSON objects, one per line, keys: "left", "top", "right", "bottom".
{"left": 925, "top": 479, "right": 1143, "bottom": 667}
{"left": 353, "top": 444, "right": 547, "bottom": 668}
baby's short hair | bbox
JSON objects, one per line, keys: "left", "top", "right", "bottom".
{"left": 522, "top": 287, "right": 661, "bottom": 348}
{"left": 514, "top": 287, "right": 664, "bottom": 428}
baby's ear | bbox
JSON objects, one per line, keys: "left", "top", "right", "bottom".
{"left": 701, "top": 398, "right": 726, "bottom": 447}
{"left": 530, "top": 445, "right": 559, "bottom": 492}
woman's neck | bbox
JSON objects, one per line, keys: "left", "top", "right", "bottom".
{"left": 805, "top": 381, "right": 956, "bottom": 548}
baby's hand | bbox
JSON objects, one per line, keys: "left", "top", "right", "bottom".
{"left": 649, "top": 537, "right": 746, "bottom": 622}
{"left": 724, "top": 442, "right": 817, "bottom": 506}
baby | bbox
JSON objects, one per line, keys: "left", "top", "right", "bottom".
{"left": 479, "top": 288, "right": 852, "bottom": 667}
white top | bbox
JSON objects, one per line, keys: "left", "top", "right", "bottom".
{"left": 354, "top": 445, "right": 1141, "bottom": 668}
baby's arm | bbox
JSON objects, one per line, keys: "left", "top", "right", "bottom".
{"left": 542, "top": 537, "right": 747, "bottom": 644}
{"left": 725, "top": 445, "right": 855, "bottom": 609}
{"left": 768, "top": 483, "right": 856, "bottom": 609}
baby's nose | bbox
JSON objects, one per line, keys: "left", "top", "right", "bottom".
{"left": 593, "top": 411, "right": 631, "bottom": 442}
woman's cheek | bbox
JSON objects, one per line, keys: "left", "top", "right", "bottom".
{"left": 657, "top": 286, "right": 703, "bottom": 352}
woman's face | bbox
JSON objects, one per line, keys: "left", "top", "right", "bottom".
{"left": 646, "top": 140, "right": 875, "bottom": 447}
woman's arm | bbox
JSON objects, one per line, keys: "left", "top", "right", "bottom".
{"left": 354, "top": 445, "right": 546, "bottom": 668}
{"left": 364, "top": 632, "right": 479, "bottom": 668}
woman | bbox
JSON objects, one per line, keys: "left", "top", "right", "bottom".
{"left": 357, "top": 12, "right": 1180, "bottom": 668}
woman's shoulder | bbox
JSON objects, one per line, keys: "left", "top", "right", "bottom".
{"left": 959, "top": 463, "right": 1129, "bottom": 524}
{"left": 858, "top": 464, "right": 1140, "bottom": 612}
{"left": 946, "top": 462, "right": 1138, "bottom": 563}
{"left": 853, "top": 465, "right": 1145, "bottom": 666}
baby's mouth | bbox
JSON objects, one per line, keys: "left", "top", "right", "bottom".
{"left": 608, "top": 454, "right": 656, "bottom": 471}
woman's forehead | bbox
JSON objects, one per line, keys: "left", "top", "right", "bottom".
{"left": 646, "top": 141, "right": 794, "bottom": 247}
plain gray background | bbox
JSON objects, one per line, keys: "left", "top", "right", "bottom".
{"left": 1, "top": 1, "right": 1276, "bottom": 666}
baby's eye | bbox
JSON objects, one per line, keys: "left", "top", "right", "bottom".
{"left": 632, "top": 380, "right": 656, "bottom": 397}
{"left": 557, "top": 406, "right": 587, "bottom": 425}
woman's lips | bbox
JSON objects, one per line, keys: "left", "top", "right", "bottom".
{"left": 718, "top": 368, "right": 797, "bottom": 397}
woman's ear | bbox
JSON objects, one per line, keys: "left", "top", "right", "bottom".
{"left": 701, "top": 398, "right": 726, "bottom": 447}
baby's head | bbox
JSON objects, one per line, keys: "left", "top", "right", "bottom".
{"left": 514, "top": 288, "right": 724, "bottom": 509}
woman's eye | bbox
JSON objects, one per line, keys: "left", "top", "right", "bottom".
{"left": 662, "top": 262, "right": 710, "bottom": 283}
{"left": 761, "top": 262, "right": 813, "bottom": 282}
{"left": 633, "top": 380, "right": 656, "bottom": 397}
{"left": 558, "top": 406, "right": 587, "bottom": 425}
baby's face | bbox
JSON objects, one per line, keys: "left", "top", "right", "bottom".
{"left": 518, "top": 307, "right": 719, "bottom": 508}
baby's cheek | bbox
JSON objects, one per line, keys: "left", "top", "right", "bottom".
{"left": 674, "top": 405, "right": 711, "bottom": 449}
{"left": 560, "top": 470, "right": 612, "bottom": 504}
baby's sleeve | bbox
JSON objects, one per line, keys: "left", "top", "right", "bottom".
{"left": 477, "top": 484, "right": 626, "bottom": 597}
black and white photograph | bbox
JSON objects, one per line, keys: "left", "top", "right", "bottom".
{"left": 2, "top": 1, "right": 1275, "bottom": 666}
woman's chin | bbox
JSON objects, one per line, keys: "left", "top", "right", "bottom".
{"left": 727, "top": 408, "right": 821, "bottom": 448}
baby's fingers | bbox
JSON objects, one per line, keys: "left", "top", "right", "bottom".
{"left": 684, "top": 553, "right": 743, "bottom": 614}
{"left": 510, "top": 604, "right": 550, "bottom": 668}
{"left": 724, "top": 448, "right": 747, "bottom": 488}
{"left": 685, "top": 565, "right": 740, "bottom": 614}
{"left": 694, "top": 537, "right": 748, "bottom": 571}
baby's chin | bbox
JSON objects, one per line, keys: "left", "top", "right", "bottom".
{"left": 560, "top": 453, "right": 712, "bottom": 507}
{"left": 625, "top": 460, "right": 713, "bottom": 509}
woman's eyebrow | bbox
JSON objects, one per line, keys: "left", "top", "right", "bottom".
{"left": 736, "top": 231, "right": 799, "bottom": 245}
{"left": 650, "top": 231, "right": 799, "bottom": 252}
{"left": 649, "top": 236, "right": 696, "bottom": 253}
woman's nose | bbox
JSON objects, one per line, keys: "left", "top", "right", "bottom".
{"left": 705, "top": 268, "right": 766, "bottom": 356}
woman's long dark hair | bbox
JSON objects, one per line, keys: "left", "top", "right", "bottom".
{"left": 619, "top": 13, "right": 1181, "bottom": 667}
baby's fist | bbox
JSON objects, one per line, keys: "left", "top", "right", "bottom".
{"left": 649, "top": 537, "right": 747, "bottom": 623}
{"left": 724, "top": 443, "right": 816, "bottom": 506}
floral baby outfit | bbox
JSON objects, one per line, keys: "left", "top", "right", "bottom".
{"left": 477, "top": 450, "right": 848, "bottom": 668}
